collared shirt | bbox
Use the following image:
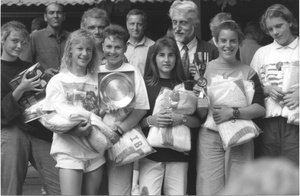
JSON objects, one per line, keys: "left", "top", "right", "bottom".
{"left": 21, "top": 26, "right": 69, "bottom": 70}
{"left": 177, "top": 37, "right": 198, "bottom": 63}
{"left": 251, "top": 37, "right": 299, "bottom": 73}
{"left": 274, "top": 37, "right": 299, "bottom": 50}
{"left": 251, "top": 37, "right": 299, "bottom": 118}
{"left": 125, "top": 36, "right": 154, "bottom": 76}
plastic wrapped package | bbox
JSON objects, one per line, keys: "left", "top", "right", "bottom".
{"left": 108, "top": 127, "right": 155, "bottom": 166}
{"left": 39, "top": 104, "right": 91, "bottom": 133}
{"left": 147, "top": 125, "right": 191, "bottom": 152}
{"left": 217, "top": 120, "right": 261, "bottom": 150}
{"left": 203, "top": 78, "right": 260, "bottom": 149}
{"left": 147, "top": 84, "right": 197, "bottom": 152}
{"left": 281, "top": 62, "right": 299, "bottom": 125}
{"left": 39, "top": 104, "right": 112, "bottom": 153}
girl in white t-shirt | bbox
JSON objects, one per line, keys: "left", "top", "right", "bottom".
{"left": 44, "top": 29, "right": 105, "bottom": 195}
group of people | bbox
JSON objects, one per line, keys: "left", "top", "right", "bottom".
{"left": 1, "top": 0, "right": 299, "bottom": 195}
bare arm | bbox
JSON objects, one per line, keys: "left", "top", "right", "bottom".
{"left": 213, "top": 103, "right": 265, "bottom": 124}
{"left": 117, "top": 109, "right": 147, "bottom": 133}
{"left": 141, "top": 112, "right": 201, "bottom": 129}
{"left": 12, "top": 70, "right": 42, "bottom": 101}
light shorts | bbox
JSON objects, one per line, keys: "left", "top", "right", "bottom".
{"left": 54, "top": 154, "right": 106, "bottom": 173}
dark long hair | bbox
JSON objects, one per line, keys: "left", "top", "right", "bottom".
{"left": 144, "top": 36, "right": 185, "bottom": 86}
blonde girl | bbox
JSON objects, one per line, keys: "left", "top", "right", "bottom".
{"left": 44, "top": 29, "right": 104, "bottom": 195}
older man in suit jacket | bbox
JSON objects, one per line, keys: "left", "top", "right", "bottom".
{"left": 144, "top": 0, "right": 218, "bottom": 79}
{"left": 144, "top": 1, "right": 218, "bottom": 194}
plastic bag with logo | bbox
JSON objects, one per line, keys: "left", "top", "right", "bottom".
{"left": 108, "top": 126, "right": 155, "bottom": 166}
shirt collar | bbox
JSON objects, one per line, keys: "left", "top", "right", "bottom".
{"left": 177, "top": 37, "right": 197, "bottom": 51}
{"left": 274, "top": 37, "right": 299, "bottom": 49}
{"left": 127, "top": 36, "right": 147, "bottom": 47}
{"left": 46, "top": 25, "right": 68, "bottom": 38}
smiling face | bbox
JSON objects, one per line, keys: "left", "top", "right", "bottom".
{"left": 71, "top": 39, "right": 93, "bottom": 73}
{"left": 44, "top": 4, "right": 65, "bottom": 29}
{"left": 102, "top": 36, "right": 126, "bottom": 68}
{"left": 171, "top": 10, "right": 195, "bottom": 45}
{"left": 1, "top": 30, "right": 27, "bottom": 61}
{"left": 216, "top": 29, "right": 239, "bottom": 63}
{"left": 156, "top": 46, "right": 176, "bottom": 78}
{"left": 265, "top": 16, "right": 295, "bottom": 46}
{"left": 126, "top": 14, "right": 145, "bottom": 42}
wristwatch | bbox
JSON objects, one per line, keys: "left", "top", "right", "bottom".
{"left": 112, "top": 126, "right": 123, "bottom": 137}
{"left": 232, "top": 107, "right": 240, "bottom": 120}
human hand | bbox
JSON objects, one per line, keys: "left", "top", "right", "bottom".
{"left": 265, "top": 85, "right": 284, "bottom": 102}
{"left": 193, "top": 83, "right": 202, "bottom": 97}
{"left": 68, "top": 119, "right": 92, "bottom": 137}
{"left": 213, "top": 105, "right": 233, "bottom": 124}
{"left": 45, "top": 68, "right": 59, "bottom": 76}
{"left": 149, "top": 111, "right": 173, "bottom": 127}
{"left": 283, "top": 86, "right": 299, "bottom": 110}
{"left": 170, "top": 112, "right": 185, "bottom": 126}
{"left": 18, "top": 69, "right": 43, "bottom": 93}
{"left": 109, "top": 129, "right": 121, "bottom": 145}
{"left": 189, "top": 63, "right": 200, "bottom": 81}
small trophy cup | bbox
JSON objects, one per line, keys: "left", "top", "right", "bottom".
{"left": 193, "top": 52, "right": 209, "bottom": 109}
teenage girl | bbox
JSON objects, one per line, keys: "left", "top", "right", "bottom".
{"left": 140, "top": 36, "right": 201, "bottom": 195}
{"left": 195, "top": 21, "right": 265, "bottom": 195}
{"left": 44, "top": 29, "right": 104, "bottom": 195}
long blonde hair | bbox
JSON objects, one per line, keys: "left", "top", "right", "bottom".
{"left": 60, "top": 29, "right": 99, "bottom": 74}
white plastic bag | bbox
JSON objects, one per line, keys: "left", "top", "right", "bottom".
{"left": 39, "top": 104, "right": 112, "bottom": 153}
{"left": 108, "top": 127, "right": 155, "bottom": 166}
{"left": 147, "top": 85, "right": 196, "bottom": 152}
{"left": 217, "top": 120, "right": 261, "bottom": 150}
{"left": 203, "top": 78, "right": 260, "bottom": 149}
{"left": 203, "top": 79, "right": 255, "bottom": 131}
{"left": 39, "top": 104, "right": 90, "bottom": 133}
{"left": 147, "top": 125, "right": 191, "bottom": 152}
{"left": 281, "top": 62, "right": 299, "bottom": 125}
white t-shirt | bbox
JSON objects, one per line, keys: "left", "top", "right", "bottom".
{"left": 250, "top": 37, "right": 299, "bottom": 117}
{"left": 44, "top": 70, "right": 105, "bottom": 162}
{"left": 98, "top": 63, "right": 150, "bottom": 110}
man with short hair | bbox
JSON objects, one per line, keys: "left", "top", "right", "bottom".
{"left": 145, "top": 0, "right": 218, "bottom": 79}
{"left": 80, "top": 7, "right": 110, "bottom": 58}
{"left": 125, "top": 9, "right": 154, "bottom": 76}
{"left": 21, "top": 3, "right": 68, "bottom": 76}
{"left": 144, "top": 1, "right": 219, "bottom": 194}
{"left": 169, "top": 0, "right": 218, "bottom": 79}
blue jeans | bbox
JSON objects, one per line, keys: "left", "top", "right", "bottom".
{"left": 1, "top": 125, "right": 60, "bottom": 195}
{"left": 196, "top": 127, "right": 253, "bottom": 196}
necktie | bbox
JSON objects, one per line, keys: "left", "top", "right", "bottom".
{"left": 181, "top": 45, "right": 190, "bottom": 79}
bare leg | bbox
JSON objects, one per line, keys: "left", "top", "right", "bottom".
{"left": 82, "top": 165, "right": 104, "bottom": 195}
{"left": 59, "top": 168, "right": 83, "bottom": 195}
